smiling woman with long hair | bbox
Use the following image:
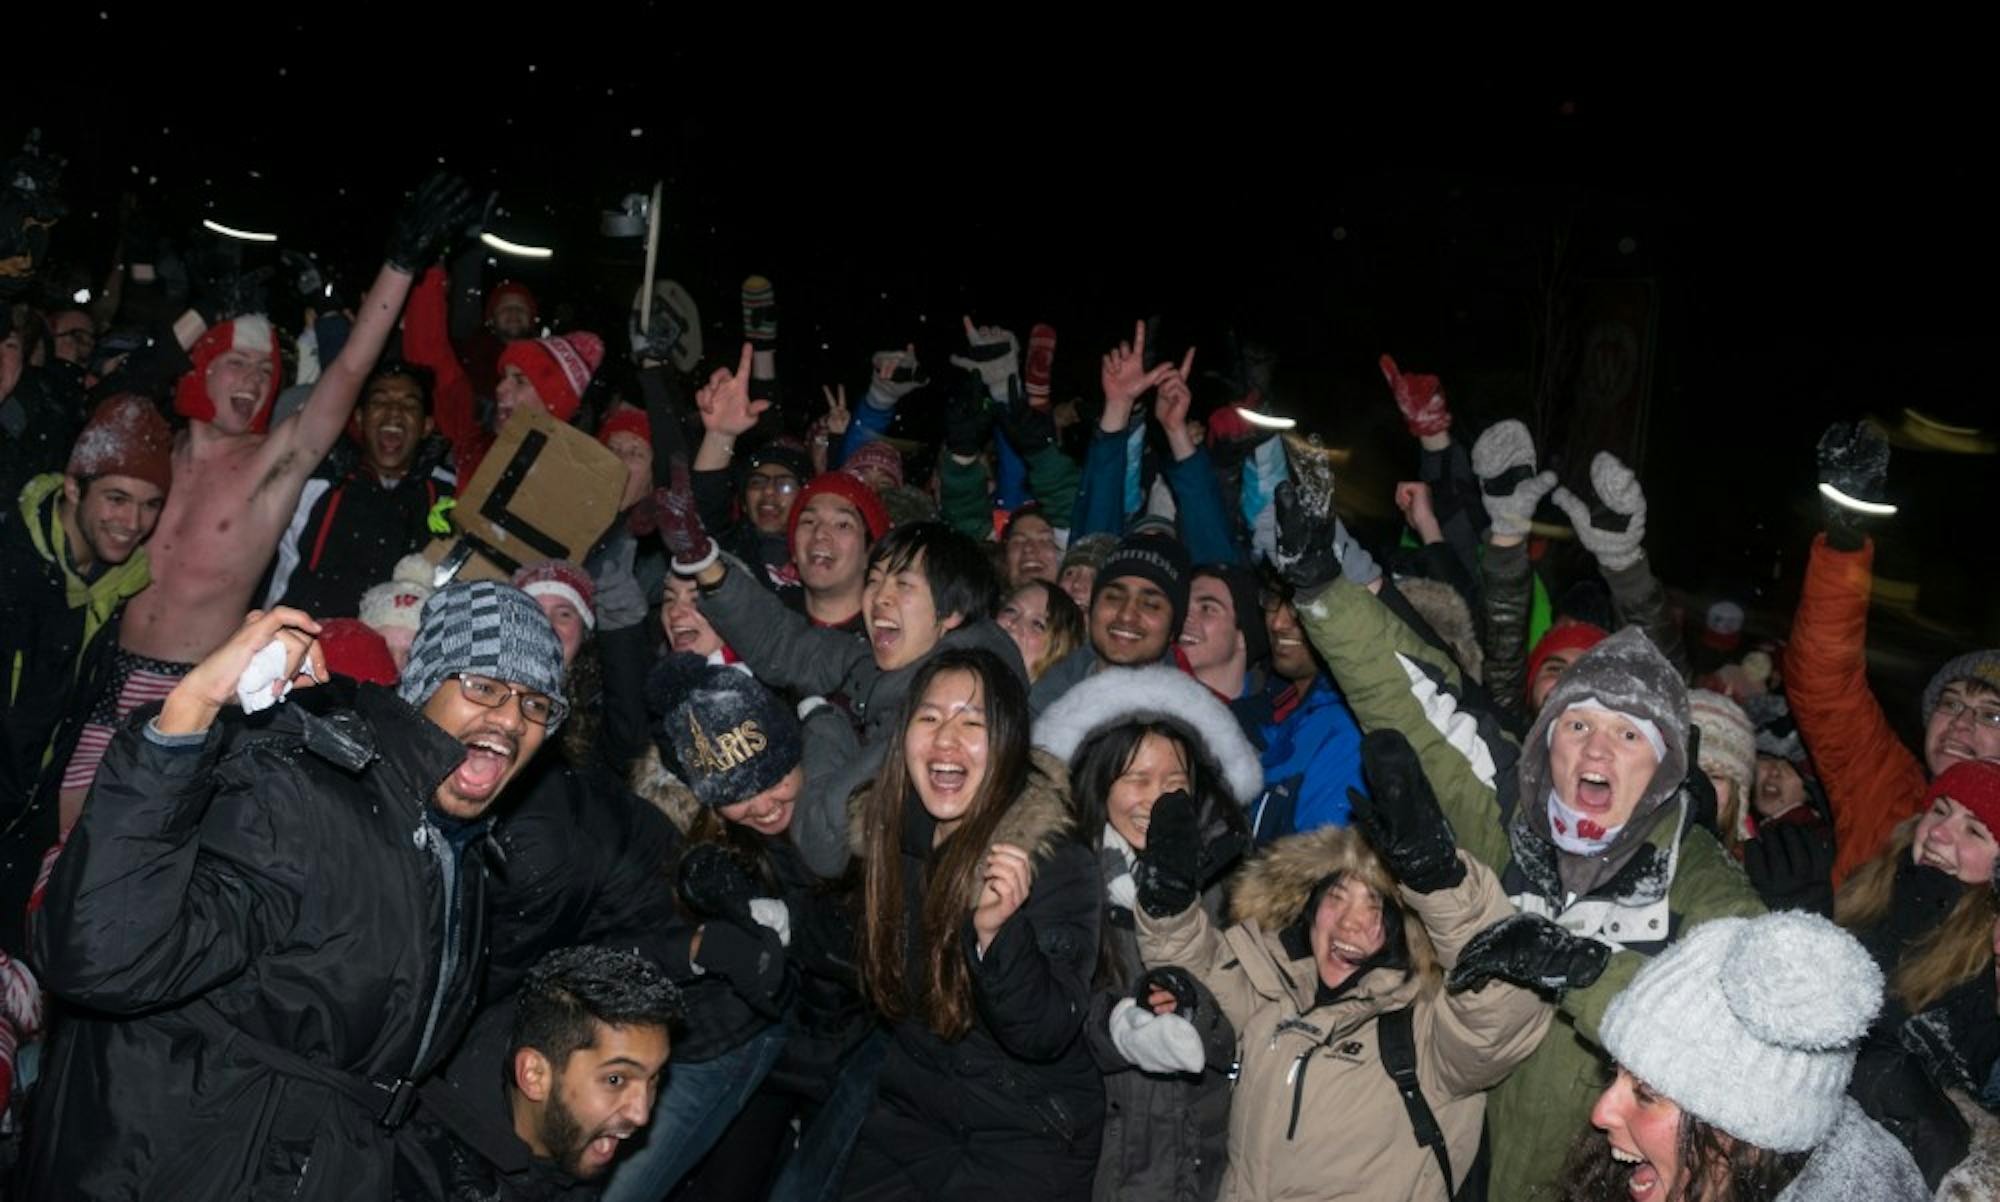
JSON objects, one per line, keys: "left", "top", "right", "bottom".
{"left": 840, "top": 647, "right": 1105, "bottom": 1201}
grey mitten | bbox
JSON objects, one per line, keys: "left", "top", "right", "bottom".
{"left": 589, "top": 533, "right": 647, "bottom": 631}
{"left": 1550, "top": 451, "right": 1648, "bottom": 572}
{"left": 1471, "top": 420, "right": 1558, "bottom": 539}
{"left": 1107, "top": 997, "right": 1206, "bottom": 1075}
{"left": 949, "top": 323, "right": 1020, "bottom": 402}
{"left": 864, "top": 347, "right": 924, "bottom": 410}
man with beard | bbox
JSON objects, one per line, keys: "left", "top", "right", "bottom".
{"left": 265, "top": 359, "right": 455, "bottom": 619}
{"left": 24, "top": 581, "right": 567, "bottom": 1200}
{"left": 396, "top": 945, "right": 681, "bottom": 1200}
{"left": 1029, "top": 528, "right": 1190, "bottom": 713}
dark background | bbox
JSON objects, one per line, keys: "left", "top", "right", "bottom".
{"left": 8, "top": 34, "right": 1994, "bottom": 705}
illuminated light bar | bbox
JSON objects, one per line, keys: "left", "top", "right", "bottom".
{"left": 1235, "top": 407, "right": 1297, "bottom": 431}
{"left": 1902, "top": 407, "right": 1980, "bottom": 436}
{"left": 480, "top": 232, "right": 554, "bottom": 259}
{"left": 1817, "top": 482, "right": 1897, "bottom": 517}
{"left": 202, "top": 219, "right": 278, "bottom": 242}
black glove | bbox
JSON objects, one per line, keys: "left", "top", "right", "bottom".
{"left": 385, "top": 173, "right": 478, "bottom": 273}
{"left": 1137, "top": 965, "right": 1200, "bottom": 1021}
{"left": 1815, "top": 421, "right": 1891, "bottom": 551}
{"left": 693, "top": 918, "right": 788, "bottom": 1017}
{"left": 676, "top": 842, "right": 761, "bottom": 925}
{"left": 1742, "top": 821, "right": 1836, "bottom": 917}
{"left": 278, "top": 248, "right": 324, "bottom": 304}
{"left": 1447, "top": 912, "right": 1611, "bottom": 1001}
{"left": 1352, "top": 729, "right": 1465, "bottom": 894}
{"left": 995, "top": 380, "right": 1056, "bottom": 455}
{"left": 1682, "top": 727, "right": 1721, "bottom": 841}
{"left": 1134, "top": 790, "right": 1201, "bottom": 918}
{"left": 1270, "top": 479, "right": 1343, "bottom": 596}
{"left": 943, "top": 376, "right": 995, "bottom": 457}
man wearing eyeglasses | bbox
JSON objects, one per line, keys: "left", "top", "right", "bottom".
{"left": 688, "top": 342, "right": 813, "bottom": 599}
{"left": 22, "top": 580, "right": 567, "bottom": 1201}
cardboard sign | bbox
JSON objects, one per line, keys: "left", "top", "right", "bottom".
{"left": 424, "top": 405, "right": 625, "bottom": 585}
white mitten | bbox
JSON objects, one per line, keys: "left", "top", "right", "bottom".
{"left": 1471, "top": 420, "right": 1557, "bottom": 540}
{"left": 748, "top": 897, "right": 792, "bottom": 948}
{"left": 1108, "top": 997, "right": 1205, "bottom": 1075}
{"left": 1550, "top": 451, "right": 1648, "bottom": 571}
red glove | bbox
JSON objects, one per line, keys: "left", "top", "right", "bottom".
{"left": 1024, "top": 323, "right": 1057, "bottom": 409}
{"left": 1380, "top": 354, "right": 1452, "bottom": 438}
{"left": 657, "top": 462, "right": 718, "bottom": 573}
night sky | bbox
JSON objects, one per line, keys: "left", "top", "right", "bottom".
{"left": 9, "top": 37, "right": 1993, "bottom": 672}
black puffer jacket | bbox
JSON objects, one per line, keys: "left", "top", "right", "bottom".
{"left": 24, "top": 684, "right": 493, "bottom": 1201}
{"left": 841, "top": 750, "right": 1105, "bottom": 1201}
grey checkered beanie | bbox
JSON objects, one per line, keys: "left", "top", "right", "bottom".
{"left": 398, "top": 582, "right": 567, "bottom": 728}
{"left": 1598, "top": 911, "right": 1883, "bottom": 1153}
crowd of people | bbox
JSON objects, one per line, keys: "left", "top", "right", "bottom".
{"left": 2, "top": 159, "right": 1998, "bottom": 1202}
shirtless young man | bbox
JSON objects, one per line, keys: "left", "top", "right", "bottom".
{"left": 58, "top": 176, "right": 476, "bottom": 812}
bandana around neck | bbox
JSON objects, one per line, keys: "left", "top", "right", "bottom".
{"left": 1548, "top": 788, "right": 1624, "bottom": 855}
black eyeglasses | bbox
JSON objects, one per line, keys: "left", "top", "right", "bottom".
{"left": 454, "top": 673, "right": 567, "bottom": 726}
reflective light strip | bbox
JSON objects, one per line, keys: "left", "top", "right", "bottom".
{"left": 1902, "top": 407, "right": 1981, "bottom": 436}
{"left": 1234, "top": 407, "right": 1297, "bottom": 430}
{"left": 201, "top": 218, "right": 278, "bottom": 242}
{"left": 1818, "top": 482, "right": 1898, "bottom": 516}
{"left": 480, "top": 232, "right": 554, "bottom": 258}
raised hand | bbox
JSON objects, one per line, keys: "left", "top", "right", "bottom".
{"left": 161, "top": 607, "right": 325, "bottom": 735}
{"left": 1134, "top": 791, "right": 1201, "bottom": 918}
{"left": 1153, "top": 347, "right": 1199, "bottom": 458}
{"left": 385, "top": 173, "right": 478, "bottom": 273}
{"left": 943, "top": 374, "right": 996, "bottom": 457}
{"left": 821, "top": 384, "right": 852, "bottom": 437}
{"left": 1550, "top": 451, "right": 1648, "bottom": 572}
{"left": 972, "top": 842, "right": 1034, "bottom": 952}
{"left": 1099, "top": 320, "right": 1177, "bottom": 428}
{"left": 695, "top": 343, "right": 767, "bottom": 438}
{"left": 949, "top": 316, "right": 1020, "bottom": 402}
{"left": 1352, "top": 729, "right": 1465, "bottom": 894}
{"left": 1815, "top": 421, "right": 1892, "bottom": 547}
{"left": 1024, "top": 323, "right": 1057, "bottom": 408}
{"left": 656, "top": 460, "right": 717, "bottom": 572}
{"left": 1470, "top": 419, "right": 1558, "bottom": 542}
{"left": 1380, "top": 354, "right": 1452, "bottom": 439}
{"left": 1394, "top": 481, "right": 1444, "bottom": 545}
{"left": 866, "top": 345, "right": 925, "bottom": 408}
{"left": 1447, "top": 912, "right": 1611, "bottom": 1000}
{"left": 1269, "top": 480, "right": 1344, "bottom": 596}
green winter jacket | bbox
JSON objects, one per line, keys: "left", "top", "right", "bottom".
{"left": 1296, "top": 577, "right": 1764, "bottom": 1200}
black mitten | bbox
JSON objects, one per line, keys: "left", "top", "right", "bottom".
{"left": 1447, "top": 912, "right": 1611, "bottom": 1001}
{"left": 1352, "top": 729, "right": 1465, "bottom": 894}
{"left": 693, "top": 918, "right": 788, "bottom": 1017}
{"left": 1815, "top": 421, "right": 1892, "bottom": 551}
{"left": 1134, "top": 790, "right": 1201, "bottom": 918}
{"left": 1743, "top": 821, "right": 1836, "bottom": 917}
{"left": 676, "top": 842, "right": 760, "bottom": 925}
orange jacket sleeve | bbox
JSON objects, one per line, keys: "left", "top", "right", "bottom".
{"left": 1782, "top": 534, "right": 1929, "bottom": 885}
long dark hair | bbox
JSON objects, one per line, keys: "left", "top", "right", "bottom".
{"left": 1556, "top": 1097, "right": 1809, "bottom": 1201}
{"left": 857, "top": 647, "right": 1032, "bottom": 1040}
{"left": 1068, "top": 717, "right": 1247, "bottom": 853}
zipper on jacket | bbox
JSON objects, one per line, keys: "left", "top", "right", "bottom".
{"left": 408, "top": 820, "right": 459, "bottom": 1075}
{"left": 1284, "top": 1049, "right": 1314, "bottom": 1139}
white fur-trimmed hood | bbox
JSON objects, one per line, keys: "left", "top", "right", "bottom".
{"left": 1031, "top": 664, "right": 1263, "bottom": 805}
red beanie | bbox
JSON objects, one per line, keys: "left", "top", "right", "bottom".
{"left": 1525, "top": 618, "right": 1609, "bottom": 703}
{"left": 788, "top": 472, "right": 889, "bottom": 547}
{"left": 174, "top": 316, "right": 282, "bottom": 433}
{"left": 513, "top": 559, "right": 597, "bottom": 630}
{"left": 68, "top": 394, "right": 174, "bottom": 495}
{"left": 842, "top": 439, "right": 904, "bottom": 489}
{"left": 498, "top": 331, "right": 604, "bottom": 422}
{"left": 485, "top": 280, "right": 539, "bottom": 324}
{"left": 317, "top": 617, "right": 399, "bottom": 687}
{"left": 597, "top": 405, "right": 652, "bottom": 449}
{"left": 1928, "top": 761, "right": 2000, "bottom": 838}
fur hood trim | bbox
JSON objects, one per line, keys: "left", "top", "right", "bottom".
{"left": 1227, "top": 825, "right": 1438, "bottom": 984}
{"left": 847, "top": 747, "right": 1075, "bottom": 861}
{"left": 1032, "top": 665, "right": 1263, "bottom": 805}
{"left": 1396, "top": 575, "right": 1484, "bottom": 684}
{"left": 629, "top": 743, "right": 704, "bottom": 836}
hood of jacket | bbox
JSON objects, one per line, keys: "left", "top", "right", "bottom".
{"left": 1032, "top": 663, "right": 1264, "bottom": 806}
{"left": 1227, "top": 824, "right": 1438, "bottom": 997}
{"left": 629, "top": 742, "right": 703, "bottom": 836}
{"left": 1518, "top": 626, "right": 1690, "bottom": 897}
{"left": 17, "top": 471, "right": 152, "bottom": 638}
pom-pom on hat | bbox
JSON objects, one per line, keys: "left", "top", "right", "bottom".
{"left": 788, "top": 472, "right": 889, "bottom": 547}
{"left": 67, "top": 394, "right": 173, "bottom": 495}
{"left": 646, "top": 653, "right": 802, "bottom": 809}
{"left": 1598, "top": 911, "right": 1884, "bottom": 1152}
{"left": 512, "top": 559, "right": 596, "bottom": 631}
{"left": 498, "top": 331, "right": 604, "bottom": 422}
{"left": 359, "top": 553, "right": 436, "bottom": 634}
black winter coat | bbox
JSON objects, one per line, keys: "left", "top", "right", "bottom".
{"left": 842, "top": 751, "right": 1104, "bottom": 1201}
{"left": 271, "top": 436, "right": 456, "bottom": 620}
{"left": 23, "top": 684, "right": 494, "bottom": 1201}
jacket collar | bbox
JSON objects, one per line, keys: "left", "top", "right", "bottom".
{"left": 18, "top": 472, "right": 151, "bottom": 627}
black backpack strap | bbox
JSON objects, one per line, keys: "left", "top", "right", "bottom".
{"left": 1378, "top": 1005, "right": 1456, "bottom": 1196}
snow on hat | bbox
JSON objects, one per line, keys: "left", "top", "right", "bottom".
{"left": 646, "top": 652, "right": 802, "bottom": 809}
{"left": 1599, "top": 911, "right": 1884, "bottom": 1152}
{"left": 1925, "top": 761, "right": 2000, "bottom": 840}
{"left": 1094, "top": 531, "right": 1192, "bottom": 637}
{"left": 597, "top": 404, "right": 651, "bottom": 449}
{"left": 1061, "top": 532, "right": 1117, "bottom": 577}
{"left": 1525, "top": 618, "right": 1609, "bottom": 703}
{"left": 498, "top": 331, "right": 603, "bottom": 422}
{"left": 174, "top": 315, "right": 282, "bottom": 432}
{"left": 1688, "top": 689, "right": 1756, "bottom": 804}
{"left": 316, "top": 617, "right": 399, "bottom": 687}
{"left": 1923, "top": 649, "right": 2000, "bottom": 723}
{"left": 842, "top": 438, "right": 904, "bottom": 490}
{"left": 1033, "top": 664, "right": 1263, "bottom": 805}
{"left": 788, "top": 472, "right": 889, "bottom": 546}
{"left": 397, "top": 581, "right": 567, "bottom": 727}
{"left": 512, "top": 560, "right": 596, "bottom": 631}
{"left": 67, "top": 394, "right": 173, "bottom": 495}
{"left": 484, "top": 280, "right": 538, "bottom": 324}
{"left": 360, "top": 554, "right": 437, "bottom": 633}
{"left": 1190, "top": 563, "right": 1270, "bottom": 667}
